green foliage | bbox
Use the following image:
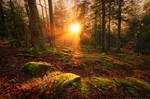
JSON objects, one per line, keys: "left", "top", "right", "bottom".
{"left": 22, "top": 62, "right": 54, "bottom": 76}
{"left": 127, "top": 87, "right": 138, "bottom": 96}
{"left": 90, "top": 77, "right": 117, "bottom": 95}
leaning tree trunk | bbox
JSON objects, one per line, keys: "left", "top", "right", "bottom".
{"left": 48, "top": 0, "right": 55, "bottom": 47}
{"left": 28, "top": 0, "right": 44, "bottom": 50}
{"left": 101, "top": 0, "right": 107, "bottom": 52}
{"left": 117, "top": 0, "right": 122, "bottom": 52}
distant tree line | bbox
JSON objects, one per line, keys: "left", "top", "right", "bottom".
{"left": 73, "top": 0, "right": 150, "bottom": 54}
{"left": 0, "top": 0, "right": 150, "bottom": 54}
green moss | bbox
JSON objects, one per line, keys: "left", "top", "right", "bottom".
{"left": 127, "top": 87, "right": 139, "bottom": 96}
{"left": 77, "top": 78, "right": 90, "bottom": 97}
{"left": 57, "top": 52, "right": 72, "bottom": 59}
{"left": 22, "top": 62, "right": 54, "bottom": 76}
{"left": 90, "top": 77, "right": 117, "bottom": 95}
{"left": 114, "top": 78, "right": 134, "bottom": 88}
{"left": 44, "top": 72, "right": 81, "bottom": 90}
{"left": 127, "top": 77, "right": 150, "bottom": 93}
{"left": 114, "top": 77, "right": 150, "bottom": 95}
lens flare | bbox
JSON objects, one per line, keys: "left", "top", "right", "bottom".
{"left": 70, "top": 23, "right": 81, "bottom": 34}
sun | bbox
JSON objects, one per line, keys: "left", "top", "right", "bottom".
{"left": 70, "top": 23, "right": 81, "bottom": 34}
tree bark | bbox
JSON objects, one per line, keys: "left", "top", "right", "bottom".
{"left": 48, "top": 0, "right": 55, "bottom": 47}
{"left": 108, "top": 0, "right": 112, "bottom": 50}
{"left": 39, "top": 0, "right": 45, "bottom": 20}
{"left": 9, "top": 0, "right": 18, "bottom": 38}
{"left": 0, "top": 0, "right": 6, "bottom": 38}
{"left": 117, "top": 0, "right": 122, "bottom": 52}
{"left": 101, "top": 0, "right": 107, "bottom": 52}
{"left": 44, "top": 0, "right": 49, "bottom": 26}
{"left": 28, "top": 0, "right": 44, "bottom": 50}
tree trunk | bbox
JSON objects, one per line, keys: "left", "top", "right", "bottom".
{"left": 28, "top": 0, "right": 44, "bottom": 50}
{"left": 0, "top": 0, "right": 6, "bottom": 39}
{"left": 0, "top": 0, "right": 4, "bottom": 22}
{"left": 39, "top": 0, "right": 45, "bottom": 20}
{"left": 44, "top": 0, "right": 49, "bottom": 26}
{"left": 9, "top": 0, "right": 17, "bottom": 38}
{"left": 24, "top": 0, "right": 31, "bottom": 47}
{"left": 117, "top": 0, "right": 122, "bottom": 52}
{"left": 48, "top": 0, "right": 55, "bottom": 47}
{"left": 108, "top": 0, "right": 111, "bottom": 50}
{"left": 101, "top": 0, "right": 106, "bottom": 52}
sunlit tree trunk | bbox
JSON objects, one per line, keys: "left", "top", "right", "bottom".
{"left": 24, "top": 0, "right": 31, "bottom": 47}
{"left": 48, "top": 0, "right": 55, "bottom": 47}
{"left": 101, "top": 0, "right": 107, "bottom": 52}
{"left": 44, "top": 0, "right": 49, "bottom": 26}
{"left": 117, "top": 0, "right": 122, "bottom": 52}
{"left": 27, "top": 0, "right": 44, "bottom": 50}
{"left": 39, "top": 0, "right": 45, "bottom": 20}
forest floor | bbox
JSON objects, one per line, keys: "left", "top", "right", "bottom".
{"left": 0, "top": 42, "right": 150, "bottom": 99}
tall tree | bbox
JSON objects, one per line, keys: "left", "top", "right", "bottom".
{"left": 0, "top": 0, "right": 4, "bottom": 22}
{"left": 107, "top": 0, "right": 112, "bottom": 50}
{"left": 28, "top": 0, "right": 44, "bottom": 50}
{"left": 117, "top": 0, "right": 122, "bottom": 52}
{"left": 101, "top": 0, "right": 107, "bottom": 52}
{"left": 0, "top": 0, "right": 6, "bottom": 39}
{"left": 39, "top": 0, "right": 45, "bottom": 20}
{"left": 9, "top": 0, "right": 18, "bottom": 39}
{"left": 44, "top": 0, "right": 49, "bottom": 26}
{"left": 48, "top": 0, "right": 55, "bottom": 47}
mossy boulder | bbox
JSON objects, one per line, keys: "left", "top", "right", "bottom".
{"left": 22, "top": 71, "right": 80, "bottom": 96}
{"left": 46, "top": 72, "right": 81, "bottom": 89}
{"left": 22, "top": 62, "right": 54, "bottom": 76}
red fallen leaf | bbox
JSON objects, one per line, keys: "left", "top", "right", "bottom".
{"left": 16, "top": 86, "right": 21, "bottom": 90}
{"left": 33, "top": 84, "right": 38, "bottom": 87}
{"left": 6, "top": 90, "right": 10, "bottom": 93}
{"left": 0, "top": 90, "right": 3, "bottom": 93}
{"left": 11, "top": 92, "right": 15, "bottom": 95}
{"left": 49, "top": 85, "right": 51, "bottom": 88}
{"left": 45, "top": 91, "right": 50, "bottom": 94}
{"left": 13, "top": 89, "right": 17, "bottom": 91}
{"left": 6, "top": 87, "right": 11, "bottom": 90}
{"left": 31, "top": 85, "right": 36, "bottom": 87}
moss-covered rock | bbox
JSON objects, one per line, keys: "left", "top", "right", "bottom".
{"left": 46, "top": 72, "right": 80, "bottom": 89}
{"left": 21, "top": 71, "right": 80, "bottom": 97}
{"left": 22, "top": 62, "right": 54, "bottom": 76}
